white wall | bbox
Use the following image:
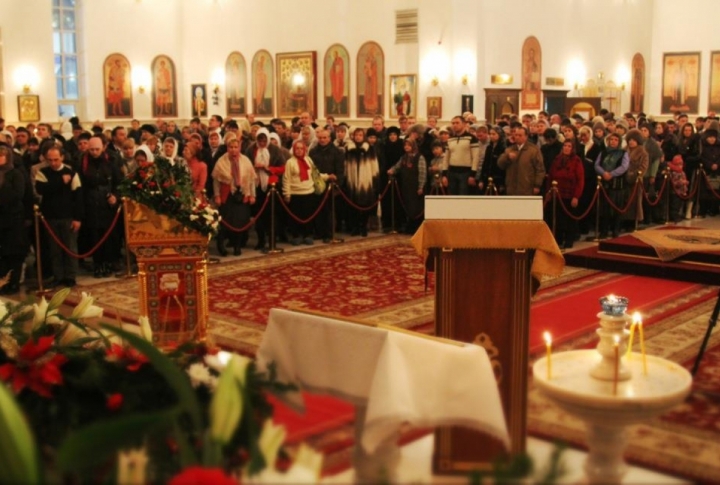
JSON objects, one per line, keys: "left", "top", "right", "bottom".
{"left": 0, "top": 0, "right": 56, "bottom": 123}
{"left": 649, "top": 0, "right": 720, "bottom": 116}
{"left": 2, "top": 0, "right": 717, "bottom": 128}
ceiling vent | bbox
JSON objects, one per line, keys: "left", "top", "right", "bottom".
{"left": 395, "top": 9, "right": 418, "bottom": 44}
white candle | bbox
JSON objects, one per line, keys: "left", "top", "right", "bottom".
{"left": 613, "top": 335, "right": 620, "bottom": 396}
{"left": 627, "top": 312, "right": 640, "bottom": 358}
{"left": 544, "top": 331, "right": 552, "bottom": 380}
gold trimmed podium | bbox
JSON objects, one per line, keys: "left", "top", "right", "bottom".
{"left": 411, "top": 213, "right": 564, "bottom": 474}
{"left": 123, "top": 199, "right": 210, "bottom": 349}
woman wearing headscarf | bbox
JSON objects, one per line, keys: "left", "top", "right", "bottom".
{"left": 387, "top": 138, "right": 426, "bottom": 234}
{"left": 212, "top": 138, "right": 256, "bottom": 256}
{"left": 345, "top": 128, "right": 380, "bottom": 237}
{"left": 478, "top": 126, "right": 507, "bottom": 194}
{"left": 621, "top": 129, "right": 649, "bottom": 228}
{"left": 594, "top": 132, "right": 629, "bottom": 238}
{"left": 0, "top": 146, "right": 29, "bottom": 294}
{"left": 282, "top": 140, "right": 336, "bottom": 245}
{"left": 548, "top": 140, "right": 584, "bottom": 249}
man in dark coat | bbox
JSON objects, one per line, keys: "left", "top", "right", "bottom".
{"left": 0, "top": 145, "right": 30, "bottom": 294}
{"left": 310, "top": 129, "right": 345, "bottom": 242}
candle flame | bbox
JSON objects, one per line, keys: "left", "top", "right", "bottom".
{"left": 543, "top": 331, "right": 552, "bottom": 345}
{"left": 614, "top": 335, "right": 620, "bottom": 346}
{"left": 607, "top": 294, "right": 617, "bottom": 303}
{"left": 632, "top": 312, "right": 642, "bottom": 324}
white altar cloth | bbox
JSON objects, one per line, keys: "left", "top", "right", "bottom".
{"left": 257, "top": 308, "right": 510, "bottom": 453}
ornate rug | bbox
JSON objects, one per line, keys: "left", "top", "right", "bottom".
{"left": 631, "top": 228, "right": 720, "bottom": 262}
{"left": 528, "top": 297, "right": 720, "bottom": 483}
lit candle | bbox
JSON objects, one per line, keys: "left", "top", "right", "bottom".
{"left": 544, "top": 331, "right": 552, "bottom": 380}
{"left": 626, "top": 312, "right": 640, "bottom": 358}
{"left": 638, "top": 319, "right": 648, "bottom": 375}
{"left": 613, "top": 335, "right": 620, "bottom": 396}
{"left": 607, "top": 294, "right": 618, "bottom": 304}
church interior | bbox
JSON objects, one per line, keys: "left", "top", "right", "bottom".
{"left": 0, "top": 0, "right": 719, "bottom": 483}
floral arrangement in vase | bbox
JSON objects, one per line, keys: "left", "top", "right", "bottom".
{"left": 119, "top": 156, "right": 221, "bottom": 236}
{"left": 0, "top": 289, "right": 319, "bottom": 483}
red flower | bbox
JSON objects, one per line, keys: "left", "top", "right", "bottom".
{"left": 168, "top": 467, "right": 236, "bottom": 485}
{"left": 0, "top": 336, "right": 67, "bottom": 398}
{"left": 149, "top": 181, "right": 157, "bottom": 188}
{"left": 174, "top": 191, "right": 181, "bottom": 198}
{"left": 106, "top": 393, "right": 123, "bottom": 411}
{"left": 105, "top": 343, "right": 149, "bottom": 372}
{"left": 138, "top": 170, "right": 147, "bottom": 179}
{"left": 136, "top": 183, "right": 143, "bottom": 189}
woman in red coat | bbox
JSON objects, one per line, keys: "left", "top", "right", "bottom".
{"left": 548, "top": 140, "right": 584, "bottom": 249}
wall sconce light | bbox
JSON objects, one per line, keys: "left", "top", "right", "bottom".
{"left": 132, "top": 67, "right": 150, "bottom": 95}
{"left": 210, "top": 68, "right": 225, "bottom": 106}
{"left": 212, "top": 84, "right": 220, "bottom": 106}
{"left": 14, "top": 65, "right": 39, "bottom": 94}
{"left": 461, "top": 75, "right": 468, "bottom": 86}
{"left": 138, "top": 85, "right": 145, "bottom": 94}
{"left": 431, "top": 77, "right": 439, "bottom": 87}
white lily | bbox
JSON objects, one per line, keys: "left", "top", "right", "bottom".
{"left": 70, "top": 292, "right": 104, "bottom": 320}
{"left": 189, "top": 214, "right": 199, "bottom": 221}
{"left": 58, "top": 322, "right": 88, "bottom": 346}
{"left": 186, "top": 362, "right": 212, "bottom": 389}
{"left": 0, "top": 303, "right": 8, "bottom": 322}
{"left": 258, "top": 419, "right": 286, "bottom": 470}
{"left": 32, "top": 297, "right": 61, "bottom": 329}
{"left": 137, "top": 316, "right": 152, "bottom": 342}
{"left": 209, "top": 355, "right": 244, "bottom": 444}
{"left": 245, "top": 444, "right": 322, "bottom": 484}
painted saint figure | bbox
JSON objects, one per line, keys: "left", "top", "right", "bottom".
{"left": 108, "top": 59, "right": 126, "bottom": 116}
{"left": 254, "top": 55, "right": 268, "bottom": 114}
{"left": 363, "top": 47, "right": 378, "bottom": 113}
{"left": 193, "top": 86, "right": 206, "bottom": 117}
{"left": 155, "top": 60, "right": 173, "bottom": 115}
{"left": 330, "top": 50, "right": 344, "bottom": 114}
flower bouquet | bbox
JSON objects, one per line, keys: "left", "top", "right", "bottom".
{"left": 119, "top": 156, "right": 220, "bottom": 236}
{"left": 0, "top": 289, "right": 319, "bottom": 484}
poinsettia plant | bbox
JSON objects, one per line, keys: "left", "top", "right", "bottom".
{"left": 0, "top": 289, "right": 317, "bottom": 484}
{"left": 118, "top": 156, "right": 221, "bottom": 235}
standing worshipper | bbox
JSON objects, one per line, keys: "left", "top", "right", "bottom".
{"left": 594, "top": 133, "right": 630, "bottom": 238}
{"left": 478, "top": 126, "right": 507, "bottom": 194}
{"left": 35, "top": 146, "right": 84, "bottom": 287}
{"left": 621, "top": 129, "right": 650, "bottom": 228}
{"left": 79, "top": 136, "right": 122, "bottom": 277}
{"left": 309, "top": 129, "right": 345, "bottom": 242}
{"left": 387, "top": 138, "right": 426, "bottom": 234}
{"left": 381, "top": 126, "right": 405, "bottom": 231}
{"left": 344, "top": 128, "right": 380, "bottom": 237}
{"left": 246, "top": 128, "right": 285, "bottom": 251}
{"left": 283, "top": 140, "right": 336, "bottom": 245}
{"left": 212, "top": 138, "right": 256, "bottom": 256}
{"left": 498, "top": 126, "right": 545, "bottom": 195}
{"left": 0, "top": 146, "right": 29, "bottom": 294}
{"left": 183, "top": 144, "right": 207, "bottom": 200}
{"left": 547, "top": 141, "right": 584, "bottom": 249}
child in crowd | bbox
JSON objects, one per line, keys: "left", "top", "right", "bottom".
{"left": 427, "top": 141, "right": 445, "bottom": 193}
{"left": 668, "top": 155, "right": 688, "bottom": 222}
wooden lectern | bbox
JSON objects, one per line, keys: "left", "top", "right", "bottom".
{"left": 411, "top": 196, "right": 564, "bottom": 474}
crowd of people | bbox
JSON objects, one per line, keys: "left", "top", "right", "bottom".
{"left": 0, "top": 107, "right": 717, "bottom": 295}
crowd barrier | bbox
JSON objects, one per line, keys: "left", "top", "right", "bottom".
{"left": 36, "top": 168, "right": 720, "bottom": 283}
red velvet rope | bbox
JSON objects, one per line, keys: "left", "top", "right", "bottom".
{"left": 599, "top": 181, "right": 641, "bottom": 214}
{"left": 392, "top": 179, "right": 425, "bottom": 220}
{"left": 641, "top": 176, "right": 667, "bottom": 207}
{"left": 218, "top": 192, "right": 270, "bottom": 233}
{"left": 336, "top": 180, "right": 388, "bottom": 211}
{"left": 276, "top": 187, "right": 332, "bottom": 224}
{"left": 555, "top": 187, "right": 600, "bottom": 221}
{"left": 39, "top": 206, "right": 122, "bottom": 259}
{"left": 700, "top": 170, "right": 720, "bottom": 200}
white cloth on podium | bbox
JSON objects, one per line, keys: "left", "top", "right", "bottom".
{"left": 258, "top": 308, "right": 510, "bottom": 453}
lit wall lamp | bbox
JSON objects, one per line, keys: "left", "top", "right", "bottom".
{"left": 132, "top": 67, "right": 151, "bottom": 94}
{"left": 14, "top": 65, "right": 39, "bottom": 94}
{"left": 211, "top": 68, "right": 225, "bottom": 106}
{"left": 431, "top": 77, "right": 439, "bottom": 87}
{"left": 461, "top": 75, "right": 468, "bottom": 86}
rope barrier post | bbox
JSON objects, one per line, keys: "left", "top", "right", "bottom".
{"left": 265, "top": 183, "right": 284, "bottom": 255}
{"left": 487, "top": 177, "right": 495, "bottom": 196}
{"left": 693, "top": 168, "right": 703, "bottom": 219}
{"left": 634, "top": 170, "right": 643, "bottom": 232}
{"left": 664, "top": 170, "right": 671, "bottom": 225}
{"left": 389, "top": 176, "right": 398, "bottom": 234}
{"left": 551, "top": 180, "right": 558, "bottom": 238}
{"left": 33, "top": 205, "right": 51, "bottom": 296}
{"left": 329, "top": 182, "right": 344, "bottom": 244}
{"left": 593, "top": 176, "right": 602, "bottom": 242}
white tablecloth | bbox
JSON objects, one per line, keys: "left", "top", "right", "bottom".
{"left": 257, "top": 308, "right": 510, "bottom": 453}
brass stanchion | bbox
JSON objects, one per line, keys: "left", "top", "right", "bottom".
{"left": 329, "top": 182, "right": 344, "bottom": 244}
{"left": 634, "top": 170, "right": 643, "bottom": 232}
{"left": 33, "top": 205, "right": 52, "bottom": 296}
{"left": 664, "top": 170, "right": 671, "bottom": 225}
{"left": 265, "top": 184, "right": 284, "bottom": 254}
{"left": 433, "top": 173, "right": 441, "bottom": 195}
{"left": 592, "top": 176, "right": 602, "bottom": 242}
{"left": 388, "top": 177, "right": 398, "bottom": 234}
{"left": 486, "top": 177, "right": 495, "bottom": 195}
{"left": 551, "top": 180, "right": 558, "bottom": 238}
{"left": 693, "top": 168, "right": 703, "bottom": 219}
